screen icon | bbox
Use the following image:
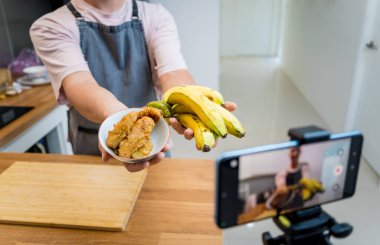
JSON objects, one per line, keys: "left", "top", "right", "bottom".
{"left": 334, "top": 165, "right": 343, "bottom": 176}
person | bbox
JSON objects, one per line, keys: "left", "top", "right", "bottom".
{"left": 268, "top": 146, "right": 311, "bottom": 210}
{"left": 30, "top": 0, "right": 236, "bottom": 172}
{"left": 243, "top": 146, "right": 311, "bottom": 213}
{"left": 275, "top": 146, "right": 310, "bottom": 186}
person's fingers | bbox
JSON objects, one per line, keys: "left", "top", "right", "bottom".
{"left": 223, "top": 101, "right": 237, "bottom": 112}
{"left": 183, "top": 128, "right": 194, "bottom": 140}
{"left": 124, "top": 161, "right": 149, "bottom": 172}
{"left": 149, "top": 152, "right": 165, "bottom": 166}
{"left": 99, "top": 142, "right": 111, "bottom": 162}
{"left": 170, "top": 118, "right": 194, "bottom": 140}
{"left": 169, "top": 118, "right": 186, "bottom": 134}
{"left": 123, "top": 151, "right": 166, "bottom": 172}
{"left": 102, "top": 151, "right": 112, "bottom": 162}
{"left": 161, "top": 142, "right": 171, "bottom": 153}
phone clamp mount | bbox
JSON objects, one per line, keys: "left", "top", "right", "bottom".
{"left": 262, "top": 126, "right": 353, "bottom": 245}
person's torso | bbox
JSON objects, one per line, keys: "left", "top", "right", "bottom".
{"left": 67, "top": 0, "right": 157, "bottom": 155}
{"left": 71, "top": 0, "right": 157, "bottom": 107}
{"left": 54, "top": 0, "right": 161, "bottom": 95}
{"left": 286, "top": 164, "right": 304, "bottom": 186}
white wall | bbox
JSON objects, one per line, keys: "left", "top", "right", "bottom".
{"left": 151, "top": 0, "right": 220, "bottom": 90}
{"left": 281, "top": 0, "right": 369, "bottom": 132}
{"left": 221, "top": 0, "right": 283, "bottom": 57}
{"left": 355, "top": 0, "right": 380, "bottom": 176}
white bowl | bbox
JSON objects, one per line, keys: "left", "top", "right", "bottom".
{"left": 23, "top": 66, "right": 48, "bottom": 80}
{"left": 98, "top": 108, "right": 170, "bottom": 164}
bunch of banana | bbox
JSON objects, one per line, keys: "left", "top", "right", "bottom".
{"left": 184, "top": 85, "right": 225, "bottom": 105}
{"left": 299, "top": 178, "right": 325, "bottom": 201}
{"left": 146, "top": 85, "right": 245, "bottom": 151}
{"left": 172, "top": 103, "right": 245, "bottom": 138}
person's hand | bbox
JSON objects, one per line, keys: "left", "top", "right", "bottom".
{"left": 169, "top": 101, "right": 237, "bottom": 141}
{"left": 98, "top": 140, "right": 172, "bottom": 172}
{"left": 266, "top": 185, "right": 290, "bottom": 209}
{"left": 99, "top": 141, "right": 112, "bottom": 162}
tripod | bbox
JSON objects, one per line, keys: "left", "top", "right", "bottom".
{"left": 262, "top": 206, "right": 353, "bottom": 245}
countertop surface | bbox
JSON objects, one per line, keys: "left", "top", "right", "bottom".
{"left": 0, "top": 153, "right": 222, "bottom": 245}
{"left": 0, "top": 85, "right": 57, "bottom": 147}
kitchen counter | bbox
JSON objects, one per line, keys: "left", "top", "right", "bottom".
{"left": 0, "top": 85, "right": 69, "bottom": 153}
{"left": 0, "top": 153, "right": 222, "bottom": 245}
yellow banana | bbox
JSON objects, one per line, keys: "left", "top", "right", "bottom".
{"left": 146, "top": 101, "right": 172, "bottom": 118}
{"left": 164, "top": 86, "right": 228, "bottom": 137}
{"left": 314, "top": 181, "right": 325, "bottom": 192}
{"left": 172, "top": 102, "right": 245, "bottom": 138}
{"left": 208, "top": 102, "right": 245, "bottom": 138}
{"left": 299, "top": 178, "right": 314, "bottom": 192}
{"left": 302, "top": 189, "right": 312, "bottom": 201}
{"left": 301, "top": 182, "right": 325, "bottom": 201}
{"left": 213, "top": 131, "right": 220, "bottom": 141}
{"left": 164, "top": 85, "right": 224, "bottom": 105}
{"left": 300, "top": 178, "right": 325, "bottom": 193}
{"left": 176, "top": 114, "right": 216, "bottom": 152}
{"left": 172, "top": 103, "right": 194, "bottom": 115}
{"left": 187, "top": 85, "right": 224, "bottom": 105}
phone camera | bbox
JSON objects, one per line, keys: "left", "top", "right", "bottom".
{"left": 353, "top": 151, "right": 357, "bottom": 156}
{"left": 230, "top": 160, "right": 238, "bottom": 168}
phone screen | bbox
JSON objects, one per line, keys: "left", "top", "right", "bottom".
{"left": 216, "top": 132, "right": 363, "bottom": 228}
{"left": 236, "top": 138, "right": 351, "bottom": 225}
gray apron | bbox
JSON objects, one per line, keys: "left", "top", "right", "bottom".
{"left": 66, "top": 0, "right": 157, "bottom": 155}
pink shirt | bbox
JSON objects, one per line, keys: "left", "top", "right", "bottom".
{"left": 30, "top": 0, "right": 187, "bottom": 104}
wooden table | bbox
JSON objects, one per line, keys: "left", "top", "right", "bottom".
{"left": 0, "top": 85, "right": 69, "bottom": 153}
{"left": 238, "top": 204, "right": 276, "bottom": 224}
{"left": 0, "top": 153, "right": 222, "bottom": 245}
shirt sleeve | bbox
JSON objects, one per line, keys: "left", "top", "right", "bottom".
{"left": 149, "top": 4, "right": 187, "bottom": 77}
{"left": 30, "top": 12, "right": 89, "bottom": 104}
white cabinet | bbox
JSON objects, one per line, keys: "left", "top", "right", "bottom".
{"left": 0, "top": 106, "right": 71, "bottom": 154}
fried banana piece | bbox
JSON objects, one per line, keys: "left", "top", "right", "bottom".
{"left": 118, "top": 116, "right": 156, "bottom": 158}
{"left": 107, "top": 111, "right": 140, "bottom": 149}
{"left": 139, "top": 107, "right": 162, "bottom": 123}
{"left": 131, "top": 140, "right": 153, "bottom": 159}
{"left": 107, "top": 107, "right": 161, "bottom": 151}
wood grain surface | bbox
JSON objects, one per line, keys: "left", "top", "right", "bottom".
{"left": 0, "top": 161, "right": 147, "bottom": 231}
{"left": 0, "top": 153, "right": 222, "bottom": 245}
{"left": 0, "top": 85, "right": 57, "bottom": 147}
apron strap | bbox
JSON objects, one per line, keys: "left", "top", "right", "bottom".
{"left": 132, "top": 0, "right": 139, "bottom": 19}
{"left": 66, "top": 2, "right": 84, "bottom": 20}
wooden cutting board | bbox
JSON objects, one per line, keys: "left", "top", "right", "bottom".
{"left": 0, "top": 161, "right": 147, "bottom": 231}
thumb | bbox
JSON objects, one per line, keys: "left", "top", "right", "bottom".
{"left": 102, "top": 151, "right": 111, "bottom": 162}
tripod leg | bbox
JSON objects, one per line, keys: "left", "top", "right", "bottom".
{"left": 320, "top": 234, "right": 333, "bottom": 245}
{"left": 262, "top": 232, "right": 273, "bottom": 245}
{"left": 262, "top": 232, "right": 287, "bottom": 245}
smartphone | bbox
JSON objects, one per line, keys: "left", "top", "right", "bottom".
{"left": 215, "top": 131, "right": 363, "bottom": 228}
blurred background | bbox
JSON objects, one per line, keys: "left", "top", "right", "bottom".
{"left": 0, "top": 0, "right": 379, "bottom": 244}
